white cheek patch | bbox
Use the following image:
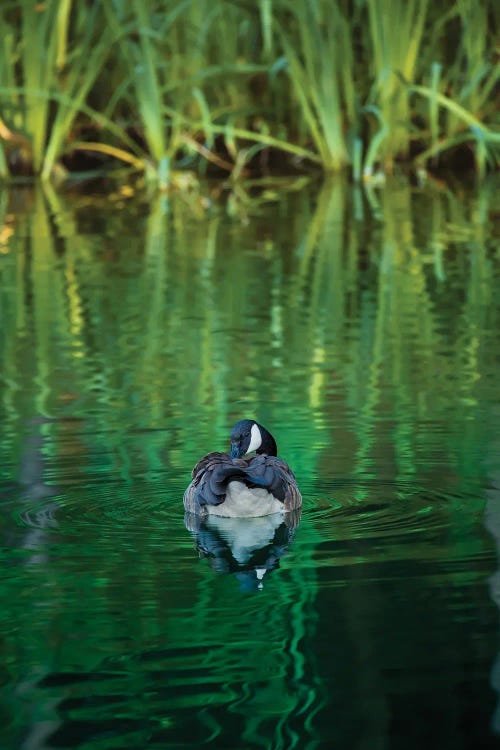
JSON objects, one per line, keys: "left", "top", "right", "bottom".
{"left": 246, "top": 423, "right": 262, "bottom": 454}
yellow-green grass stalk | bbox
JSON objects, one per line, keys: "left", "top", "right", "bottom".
{"left": 182, "top": 1, "right": 266, "bottom": 120}
{"left": 0, "top": 86, "right": 148, "bottom": 175}
{"left": 162, "top": 0, "right": 276, "bottom": 171}
{"left": 366, "top": 0, "right": 430, "bottom": 170}
{"left": 411, "top": 85, "right": 500, "bottom": 176}
{"left": 16, "top": 0, "right": 82, "bottom": 175}
{"left": 413, "top": 2, "right": 499, "bottom": 172}
{"left": 279, "top": 0, "right": 356, "bottom": 171}
{"left": 448, "top": 1, "right": 499, "bottom": 132}
{"left": 41, "top": 3, "right": 117, "bottom": 179}
{"left": 0, "top": 2, "right": 116, "bottom": 178}
{"left": 0, "top": 12, "right": 21, "bottom": 177}
{"left": 164, "top": 103, "right": 322, "bottom": 167}
{"left": 103, "top": 0, "right": 196, "bottom": 187}
{"left": 0, "top": 119, "right": 9, "bottom": 178}
{"left": 0, "top": 145, "right": 7, "bottom": 179}
{"left": 20, "top": 2, "right": 60, "bottom": 173}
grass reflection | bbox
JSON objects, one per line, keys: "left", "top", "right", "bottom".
{"left": 0, "top": 179, "right": 498, "bottom": 489}
{"left": 0, "top": 177, "right": 499, "bottom": 747}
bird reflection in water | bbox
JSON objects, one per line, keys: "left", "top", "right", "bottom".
{"left": 184, "top": 509, "right": 301, "bottom": 591}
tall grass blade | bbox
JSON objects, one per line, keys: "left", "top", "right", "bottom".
{"left": 56, "top": 0, "right": 72, "bottom": 72}
{"left": 21, "top": 4, "right": 59, "bottom": 172}
{"left": 42, "top": 4, "right": 115, "bottom": 179}
{"left": 411, "top": 83, "right": 500, "bottom": 171}
{"left": 429, "top": 62, "right": 441, "bottom": 163}
{"left": 366, "top": 0, "right": 430, "bottom": 168}
{"left": 0, "top": 0, "right": 498, "bottom": 180}
{"left": 278, "top": 0, "right": 355, "bottom": 170}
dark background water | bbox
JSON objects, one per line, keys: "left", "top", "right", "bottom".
{"left": 0, "top": 178, "right": 499, "bottom": 749}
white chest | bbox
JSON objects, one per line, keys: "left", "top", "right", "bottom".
{"left": 207, "top": 480, "right": 284, "bottom": 518}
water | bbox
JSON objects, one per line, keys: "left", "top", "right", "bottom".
{"left": 0, "top": 178, "right": 499, "bottom": 749}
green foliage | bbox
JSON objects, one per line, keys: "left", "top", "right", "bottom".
{"left": 0, "top": 1, "right": 116, "bottom": 178}
{"left": 412, "top": 0, "right": 500, "bottom": 175}
{"left": 1, "top": 177, "right": 498, "bottom": 494}
{"left": 278, "top": 0, "right": 356, "bottom": 171}
{"left": 365, "top": 0, "right": 429, "bottom": 169}
{"left": 0, "top": 0, "right": 498, "bottom": 183}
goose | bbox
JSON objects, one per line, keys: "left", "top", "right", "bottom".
{"left": 183, "top": 419, "right": 302, "bottom": 517}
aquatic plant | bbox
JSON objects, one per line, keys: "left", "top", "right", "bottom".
{"left": 278, "top": 0, "right": 356, "bottom": 171}
{"left": 0, "top": 2, "right": 119, "bottom": 178}
{"left": 0, "top": 0, "right": 498, "bottom": 183}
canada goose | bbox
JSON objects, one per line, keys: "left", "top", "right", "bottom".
{"left": 183, "top": 419, "right": 302, "bottom": 517}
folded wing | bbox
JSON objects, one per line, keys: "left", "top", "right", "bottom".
{"left": 183, "top": 452, "right": 301, "bottom": 514}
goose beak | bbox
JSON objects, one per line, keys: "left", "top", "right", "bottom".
{"left": 230, "top": 442, "right": 243, "bottom": 458}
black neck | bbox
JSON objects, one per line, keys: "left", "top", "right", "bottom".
{"left": 255, "top": 423, "right": 277, "bottom": 456}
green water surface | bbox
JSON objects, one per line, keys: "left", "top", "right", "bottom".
{"left": 0, "top": 178, "right": 499, "bottom": 749}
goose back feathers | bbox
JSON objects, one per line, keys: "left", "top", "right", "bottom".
{"left": 183, "top": 420, "right": 302, "bottom": 517}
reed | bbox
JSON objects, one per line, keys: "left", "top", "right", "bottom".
{"left": 0, "top": 2, "right": 121, "bottom": 179}
{"left": 42, "top": 3, "right": 119, "bottom": 180}
{"left": 101, "top": 0, "right": 185, "bottom": 188}
{"left": 0, "top": 0, "right": 497, "bottom": 182}
{"left": 279, "top": 0, "right": 356, "bottom": 171}
{"left": 365, "top": 0, "right": 430, "bottom": 171}
{"left": 412, "top": 1, "right": 500, "bottom": 175}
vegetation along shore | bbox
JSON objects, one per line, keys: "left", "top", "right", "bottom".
{"left": 0, "top": 0, "right": 498, "bottom": 187}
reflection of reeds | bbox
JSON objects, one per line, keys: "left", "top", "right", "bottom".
{"left": 1, "top": 181, "right": 498, "bottom": 744}
{"left": 1, "top": 179, "right": 498, "bottom": 492}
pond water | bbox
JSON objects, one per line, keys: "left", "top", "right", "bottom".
{"left": 0, "top": 177, "right": 499, "bottom": 750}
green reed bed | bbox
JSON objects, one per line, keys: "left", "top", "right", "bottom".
{"left": 0, "top": 0, "right": 498, "bottom": 185}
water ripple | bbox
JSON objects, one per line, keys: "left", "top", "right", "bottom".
{"left": 11, "top": 481, "right": 182, "bottom": 540}
{"left": 9, "top": 477, "right": 481, "bottom": 550}
{"left": 305, "top": 479, "right": 481, "bottom": 542}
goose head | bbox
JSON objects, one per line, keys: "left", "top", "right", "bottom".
{"left": 229, "top": 419, "right": 277, "bottom": 459}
